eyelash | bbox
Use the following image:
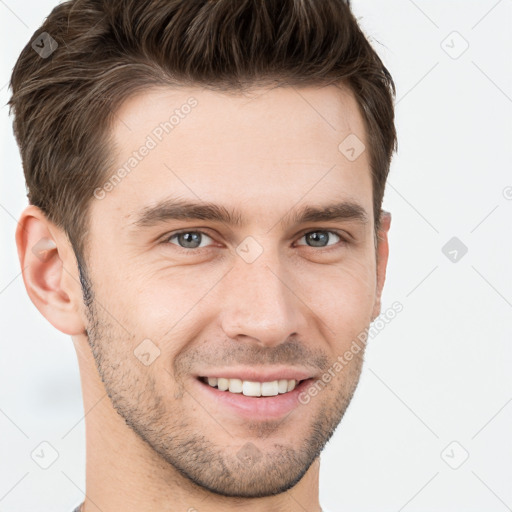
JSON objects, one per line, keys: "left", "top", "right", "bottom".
{"left": 160, "top": 229, "right": 350, "bottom": 254}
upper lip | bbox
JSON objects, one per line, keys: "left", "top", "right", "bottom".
{"left": 197, "top": 367, "right": 313, "bottom": 382}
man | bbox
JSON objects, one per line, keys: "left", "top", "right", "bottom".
{"left": 9, "top": 0, "right": 397, "bottom": 510}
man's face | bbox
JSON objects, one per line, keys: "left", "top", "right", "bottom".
{"left": 81, "top": 84, "right": 385, "bottom": 497}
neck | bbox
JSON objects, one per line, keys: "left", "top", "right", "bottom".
{"left": 73, "top": 335, "right": 322, "bottom": 512}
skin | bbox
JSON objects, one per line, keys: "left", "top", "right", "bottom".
{"left": 16, "top": 84, "right": 391, "bottom": 512}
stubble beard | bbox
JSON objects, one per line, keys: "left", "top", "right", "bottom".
{"left": 79, "top": 267, "right": 365, "bottom": 498}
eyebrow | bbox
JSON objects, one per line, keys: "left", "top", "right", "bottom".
{"left": 130, "top": 197, "right": 369, "bottom": 230}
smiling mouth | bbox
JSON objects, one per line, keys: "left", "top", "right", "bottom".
{"left": 199, "top": 376, "right": 305, "bottom": 398}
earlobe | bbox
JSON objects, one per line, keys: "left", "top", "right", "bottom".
{"left": 371, "top": 210, "right": 391, "bottom": 322}
{"left": 15, "top": 205, "right": 86, "bottom": 336}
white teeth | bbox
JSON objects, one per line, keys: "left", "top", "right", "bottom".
{"left": 242, "top": 381, "right": 261, "bottom": 397}
{"left": 218, "top": 378, "right": 229, "bottom": 391}
{"left": 228, "top": 378, "right": 243, "bottom": 393}
{"left": 261, "top": 381, "right": 278, "bottom": 396}
{"left": 278, "top": 379, "right": 288, "bottom": 394}
{"left": 204, "top": 377, "right": 300, "bottom": 396}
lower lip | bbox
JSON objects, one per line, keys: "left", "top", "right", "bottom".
{"left": 194, "top": 378, "right": 312, "bottom": 420}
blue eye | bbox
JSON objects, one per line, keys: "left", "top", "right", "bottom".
{"left": 162, "top": 229, "right": 347, "bottom": 252}
{"left": 296, "top": 230, "right": 342, "bottom": 248}
{"left": 166, "top": 231, "right": 214, "bottom": 249}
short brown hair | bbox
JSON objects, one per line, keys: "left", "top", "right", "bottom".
{"left": 9, "top": 0, "right": 397, "bottom": 266}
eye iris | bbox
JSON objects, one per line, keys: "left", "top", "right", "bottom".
{"left": 173, "top": 232, "right": 335, "bottom": 249}
{"left": 306, "top": 231, "right": 329, "bottom": 247}
{"left": 179, "top": 232, "right": 202, "bottom": 248}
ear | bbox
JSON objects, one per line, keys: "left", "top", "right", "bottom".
{"left": 15, "top": 205, "right": 87, "bottom": 335}
{"left": 371, "top": 210, "right": 391, "bottom": 321}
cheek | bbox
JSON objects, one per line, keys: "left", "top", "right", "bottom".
{"left": 298, "top": 257, "right": 377, "bottom": 339}
{"left": 93, "top": 247, "right": 376, "bottom": 349}
{"left": 99, "top": 263, "right": 223, "bottom": 349}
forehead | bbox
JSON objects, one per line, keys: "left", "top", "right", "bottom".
{"left": 96, "top": 84, "right": 373, "bottom": 228}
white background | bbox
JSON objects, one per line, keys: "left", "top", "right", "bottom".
{"left": 1, "top": 1, "right": 511, "bottom": 511}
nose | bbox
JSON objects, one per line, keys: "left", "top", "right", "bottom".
{"left": 218, "top": 254, "right": 308, "bottom": 348}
